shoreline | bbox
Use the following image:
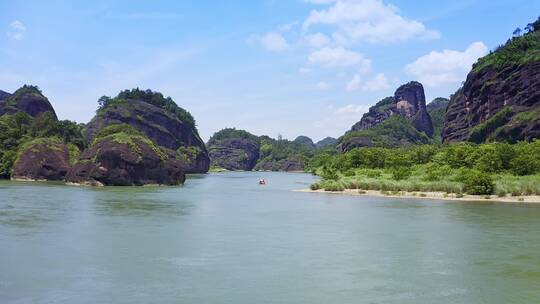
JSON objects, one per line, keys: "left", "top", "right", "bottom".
{"left": 295, "top": 188, "right": 540, "bottom": 204}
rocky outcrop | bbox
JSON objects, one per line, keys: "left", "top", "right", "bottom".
{"left": 442, "top": 28, "right": 540, "bottom": 143}
{"left": 208, "top": 138, "right": 260, "bottom": 171}
{"left": 254, "top": 156, "right": 305, "bottom": 172}
{"left": 0, "top": 85, "right": 57, "bottom": 119}
{"left": 66, "top": 135, "right": 185, "bottom": 186}
{"left": 84, "top": 96, "right": 209, "bottom": 173}
{"left": 443, "top": 62, "right": 540, "bottom": 143}
{"left": 351, "top": 82, "right": 433, "bottom": 137}
{"left": 12, "top": 139, "right": 72, "bottom": 181}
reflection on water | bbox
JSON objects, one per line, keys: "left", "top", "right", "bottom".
{"left": 1, "top": 173, "right": 540, "bottom": 304}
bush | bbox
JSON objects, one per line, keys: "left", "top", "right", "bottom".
{"left": 391, "top": 167, "right": 412, "bottom": 181}
{"left": 462, "top": 170, "right": 495, "bottom": 195}
{"left": 510, "top": 153, "right": 540, "bottom": 176}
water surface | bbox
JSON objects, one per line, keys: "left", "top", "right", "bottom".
{"left": 1, "top": 172, "right": 540, "bottom": 303}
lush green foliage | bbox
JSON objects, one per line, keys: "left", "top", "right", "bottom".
{"left": 97, "top": 88, "right": 196, "bottom": 129}
{"left": 208, "top": 128, "right": 259, "bottom": 144}
{"left": 0, "top": 112, "right": 85, "bottom": 178}
{"left": 93, "top": 123, "right": 166, "bottom": 162}
{"left": 341, "top": 116, "right": 430, "bottom": 148}
{"left": 5, "top": 85, "right": 43, "bottom": 106}
{"left": 309, "top": 141, "right": 540, "bottom": 195}
{"left": 472, "top": 22, "right": 540, "bottom": 73}
{"left": 468, "top": 107, "right": 513, "bottom": 143}
{"left": 427, "top": 98, "right": 450, "bottom": 143}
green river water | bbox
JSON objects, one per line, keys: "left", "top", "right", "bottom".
{"left": 1, "top": 172, "right": 539, "bottom": 303}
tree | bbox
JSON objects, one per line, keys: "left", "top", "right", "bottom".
{"left": 525, "top": 23, "right": 534, "bottom": 33}
{"left": 97, "top": 96, "right": 111, "bottom": 110}
{"left": 513, "top": 27, "right": 522, "bottom": 37}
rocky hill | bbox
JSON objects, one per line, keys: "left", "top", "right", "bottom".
{"left": 351, "top": 81, "right": 433, "bottom": 137}
{"left": 443, "top": 20, "right": 540, "bottom": 143}
{"left": 208, "top": 131, "right": 318, "bottom": 172}
{"left": 1, "top": 87, "right": 207, "bottom": 186}
{"left": 67, "top": 124, "right": 186, "bottom": 186}
{"left": 293, "top": 136, "right": 316, "bottom": 148}
{"left": 0, "top": 85, "right": 57, "bottom": 118}
{"left": 315, "top": 137, "right": 337, "bottom": 148}
{"left": 207, "top": 128, "right": 260, "bottom": 171}
{"left": 84, "top": 89, "right": 209, "bottom": 173}
{"left": 340, "top": 81, "right": 433, "bottom": 151}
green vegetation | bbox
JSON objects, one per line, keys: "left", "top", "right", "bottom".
{"left": 472, "top": 18, "right": 540, "bottom": 73}
{"left": 468, "top": 107, "right": 513, "bottom": 143}
{"left": 341, "top": 116, "right": 430, "bottom": 148}
{"left": 427, "top": 98, "right": 450, "bottom": 143}
{"left": 93, "top": 123, "right": 167, "bottom": 162}
{"left": 309, "top": 141, "right": 540, "bottom": 196}
{"left": 5, "top": 85, "right": 44, "bottom": 107}
{"left": 208, "top": 128, "right": 259, "bottom": 144}
{"left": 97, "top": 88, "right": 196, "bottom": 129}
{"left": 0, "top": 112, "right": 85, "bottom": 178}
{"left": 257, "top": 135, "right": 317, "bottom": 166}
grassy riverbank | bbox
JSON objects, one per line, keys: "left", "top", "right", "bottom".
{"left": 307, "top": 141, "right": 540, "bottom": 198}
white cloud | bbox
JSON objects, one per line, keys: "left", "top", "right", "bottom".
{"left": 346, "top": 74, "right": 361, "bottom": 91}
{"left": 278, "top": 21, "right": 299, "bottom": 32}
{"left": 314, "top": 102, "right": 369, "bottom": 133}
{"left": 7, "top": 20, "right": 26, "bottom": 40}
{"left": 303, "top": 0, "right": 440, "bottom": 44}
{"left": 308, "top": 47, "right": 371, "bottom": 71}
{"left": 405, "top": 41, "right": 488, "bottom": 87}
{"left": 346, "top": 73, "right": 389, "bottom": 92}
{"left": 363, "top": 73, "right": 390, "bottom": 91}
{"left": 259, "top": 32, "right": 289, "bottom": 52}
{"left": 316, "top": 81, "right": 330, "bottom": 89}
{"left": 305, "top": 32, "right": 331, "bottom": 47}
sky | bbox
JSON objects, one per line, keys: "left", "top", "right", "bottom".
{"left": 1, "top": 0, "right": 539, "bottom": 142}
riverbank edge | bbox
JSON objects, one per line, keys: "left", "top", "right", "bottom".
{"left": 294, "top": 188, "right": 540, "bottom": 204}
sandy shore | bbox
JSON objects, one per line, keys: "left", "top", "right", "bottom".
{"left": 295, "top": 188, "right": 540, "bottom": 204}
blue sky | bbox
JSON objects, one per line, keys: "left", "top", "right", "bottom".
{"left": 1, "top": 0, "right": 539, "bottom": 141}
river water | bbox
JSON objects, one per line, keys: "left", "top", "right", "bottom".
{"left": 1, "top": 172, "right": 539, "bottom": 303}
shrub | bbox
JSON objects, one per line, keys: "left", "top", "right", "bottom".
{"left": 391, "top": 167, "right": 412, "bottom": 181}
{"left": 462, "top": 170, "right": 495, "bottom": 195}
{"left": 310, "top": 183, "right": 321, "bottom": 191}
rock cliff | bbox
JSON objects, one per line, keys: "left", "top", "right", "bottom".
{"left": 84, "top": 89, "right": 209, "bottom": 173}
{"left": 67, "top": 127, "right": 185, "bottom": 186}
{"left": 442, "top": 29, "right": 540, "bottom": 143}
{"left": 352, "top": 81, "right": 433, "bottom": 137}
{"left": 12, "top": 138, "right": 74, "bottom": 181}
{"left": 0, "top": 85, "right": 57, "bottom": 119}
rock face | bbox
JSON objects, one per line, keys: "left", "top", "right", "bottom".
{"left": 84, "top": 98, "right": 209, "bottom": 173}
{"left": 351, "top": 82, "right": 433, "bottom": 137}
{"left": 443, "top": 62, "right": 540, "bottom": 143}
{"left": 66, "top": 137, "right": 185, "bottom": 186}
{"left": 12, "top": 140, "right": 72, "bottom": 181}
{"left": 254, "top": 156, "right": 305, "bottom": 172}
{"left": 208, "top": 138, "right": 260, "bottom": 171}
{"left": 0, "top": 85, "right": 57, "bottom": 118}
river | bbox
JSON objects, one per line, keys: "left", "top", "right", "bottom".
{"left": 1, "top": 172, "right": 539, "bottom": 303}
